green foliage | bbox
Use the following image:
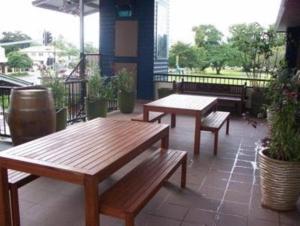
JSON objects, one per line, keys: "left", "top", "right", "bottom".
{"left": 266, "top": 67, "right": 300, "bottom": 161}
{"left": 84, "top": 42, "right": 99, "bottom": 54}
{"left": 0, "top": 31, "right": 31, "bottom": 54}
{"left": 44, "top": 76, "right": 66, "bottom": 109}
{"left": 87, "top": 66, "right": 114, "bottom": 101}
{"left": 228, "top": 23, "right": 285, "bottom": 78}
{"left": 193, "top": 25, "right": 223, "bottom": 48}
{"left": 192, "top": 25, "right": 240, "bottom": 74}
{"left": 169, "top": 42, "right": 209, "bottom": 70}
{"left": 208, "top": 44, "right": 233, "bottom": 74}
{"left": 115, "top": 68, "right": 135, "bottom": 93}
{"left": 52, "top": 35, "right": 79, "bottom": 57}
{"left": 7, "top": 51, "right": 33, "bottom": 69}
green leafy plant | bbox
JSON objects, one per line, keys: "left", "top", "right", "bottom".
{"left": 87, "top": 66, "right": 114, "bottom": 101}
{"left": 265, "top": 67, "right": 300, "bottom": 161}
{"left": 115, "top": 68, "right": 135, "bottom": 93}
{"left": 45, "top": 76, "right": 66, "bottom": 109}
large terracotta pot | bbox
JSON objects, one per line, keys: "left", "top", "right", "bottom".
{"left": 259, "top": 148, "right": 300, "bottom": 211}
{"left": 7, "top": 86, "right": 56, "bottom": 145}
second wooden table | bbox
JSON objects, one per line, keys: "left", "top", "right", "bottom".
{"left": 143, "top": 94, "right": 217, "bottom": 155}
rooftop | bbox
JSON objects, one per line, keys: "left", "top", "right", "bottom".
{"left": 1, "top": 103, "right": 299, "bottom": 226}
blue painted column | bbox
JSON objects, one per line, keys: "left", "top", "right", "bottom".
{"left": 100, "top": 0, "right": 169, "bottom": 100}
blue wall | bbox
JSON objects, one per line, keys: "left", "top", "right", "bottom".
{"left": 100, "top": 0, "right": 169, "bottom": 100}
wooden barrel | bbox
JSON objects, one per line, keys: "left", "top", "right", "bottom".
{"left": 7, "top": 86, "right": 56, "bottom": 145}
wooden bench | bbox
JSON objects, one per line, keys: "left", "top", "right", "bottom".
{"left": 99, "top": 148, "right": 187, "bottom": 226}
{"left": 8, "top": 170, "right": 38, "bottom": 226}
{"left": 131, "top": 112, "right": 166, "bottom": 123}
{"left": 201, "top": 111, "right": 230, "bottom": 155}
{"left": 175, "top": 79, "right": 246, "bottom": 114}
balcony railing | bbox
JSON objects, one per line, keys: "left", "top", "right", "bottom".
{"left": 0, "top": 86, "right": 12, "bottom": 137}
{"left": 0, "top": 53, "right": 119, "bottom": 138}
{"left": 154, "top": 73, "right": 271, "bottom": 88}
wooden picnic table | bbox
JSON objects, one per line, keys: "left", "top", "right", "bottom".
{"left": 0, "top": 118, "right": 169, "bottom": 226}
{"left": 143, "top": 94, "right": 217, "bottom": 155}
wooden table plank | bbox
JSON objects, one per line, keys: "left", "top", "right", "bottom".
{"left": 0, "top": 118, "right": 168, "bottom": 176}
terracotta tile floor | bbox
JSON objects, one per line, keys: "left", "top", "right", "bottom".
{"left": 0, "top": 104, "right": 299, "bottom": 226}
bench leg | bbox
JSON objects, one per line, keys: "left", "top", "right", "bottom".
{"left": 158, "top": 118, "right": 161, "bottom": 124}
{"left": 125, "top": 216, "right": 134, "bottom": 226}
{"left": 238, "top": 103, "right": 242, "bottom": 115}
{"left": 171, "top": 113, "right": 176, "bottom": 128}
{"left": 10, "top": 185, "right": 20, "bottom": 226}
{"left": 214, "top": 131, "right": 219, "bottom": 156}
{"left": 181, "top": 155, "right": 187, "bottom": 188}
{"left": 226, "top": 118, "right": 230, "bottom": 135}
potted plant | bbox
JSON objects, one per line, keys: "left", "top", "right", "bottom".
{"left": 258, "top": 67, "right": 300, "bottom": 211}
{"left": 157, "top": 87, "right": 174, "bottom": 99}
{"left": 45, "top": 76, "right": 67, "bottom": 131}
{"left": 116, "top": 68, "right": 135, "bottom": 113}
{"left": 85, "top": 67, "right": 112, "bottom": 120}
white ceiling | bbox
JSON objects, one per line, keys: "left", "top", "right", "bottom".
{"left": 32, "top": 0, "right": 99, "bottom": 16}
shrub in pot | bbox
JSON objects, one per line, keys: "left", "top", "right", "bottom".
{"left": 45, "top": 76, "right": 67, "bottom": 131}
{"left": 251, "top": 87, "right": 266, "bottom": 117}
{"left": 158, "top": 88, "right": 174, "bottom": 99}
{"left": 86, "top": 68, "right": 112, "bottom": 120}
{"left": 259, "top": 67, "right": 300, "bottom": 211}
{"left": 116, "top": 68, "right": 135, "bottom": 113}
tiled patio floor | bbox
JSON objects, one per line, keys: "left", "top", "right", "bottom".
{"left": 0, "top": 104, "right": 299, "bottom": 226}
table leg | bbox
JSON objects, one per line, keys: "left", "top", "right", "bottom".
{"left": 84, "top": 177, "right": 99, "bottom": 226}
{"left": 171, "top": 113, "right": 176, "bottom": 128}
{"left": 143, "top": 107, "right": 149, "bottom": 122}
{"left": 194, "top": 112, "right": 201, "bottom": 156}
{"left": 161, "top": 131, "right": 169, "bottom": 149}
{"left": 0, "top": 167, "right": 11, "bottom": 226}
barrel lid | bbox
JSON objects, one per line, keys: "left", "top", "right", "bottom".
{"left": 12, "top": 86, "right": 50, "bottom": 94}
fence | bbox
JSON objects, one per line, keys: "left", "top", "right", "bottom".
{"left": 154, "top": 73, "right": 271, "bottom": 88}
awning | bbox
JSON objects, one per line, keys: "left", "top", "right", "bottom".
{"left": 32, "top": 0, "right": 99, "bottom": 16}
{"left": 276, "top": 0, "right": 300, "bottom": 32}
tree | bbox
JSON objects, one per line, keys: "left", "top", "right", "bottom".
{"left": 52, "top": 35, "right": 79, "bottom": 57}
{"left": 228, "top": 23, "right": 284, "bottom": 77}
{"left": 0, "top": 31, "right": 31, "bottom": 54}
{"left": 7, "top": 51, "right": 33, "bottom": 69}
{"left": 209, "top": 44, "right": 231, "bottom": 74}
{"left": 84, "top": 42, "right": 98, "bottom": 54}
{"left": 193, "top": 25, "right": 223, "bottom": 48}
{"left": 169, "top": 42, "right": 209, "bottom": 70}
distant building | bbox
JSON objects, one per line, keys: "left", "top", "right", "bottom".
{"left": 19, "top": 45, "right": 62, "bottom": 67}
{"left": 0, "top": 47, "right": 7, "bottom": 74}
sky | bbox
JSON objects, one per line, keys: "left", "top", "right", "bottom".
{"left": 0, "top": 0, "right": 282, "bottom": 48}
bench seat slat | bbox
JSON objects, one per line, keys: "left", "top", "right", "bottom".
{"left": 202, "top": 111, "right": 230, "bottom": 130}
{"left": 99, "top": 149, "right": 186, "bottom": 218}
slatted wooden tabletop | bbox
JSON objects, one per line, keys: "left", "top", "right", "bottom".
{"left": 0, "top": 118, "right": 169, "bottom": 226}
{"left": 144, "top": 94, "right": 217, "bottom": 114}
